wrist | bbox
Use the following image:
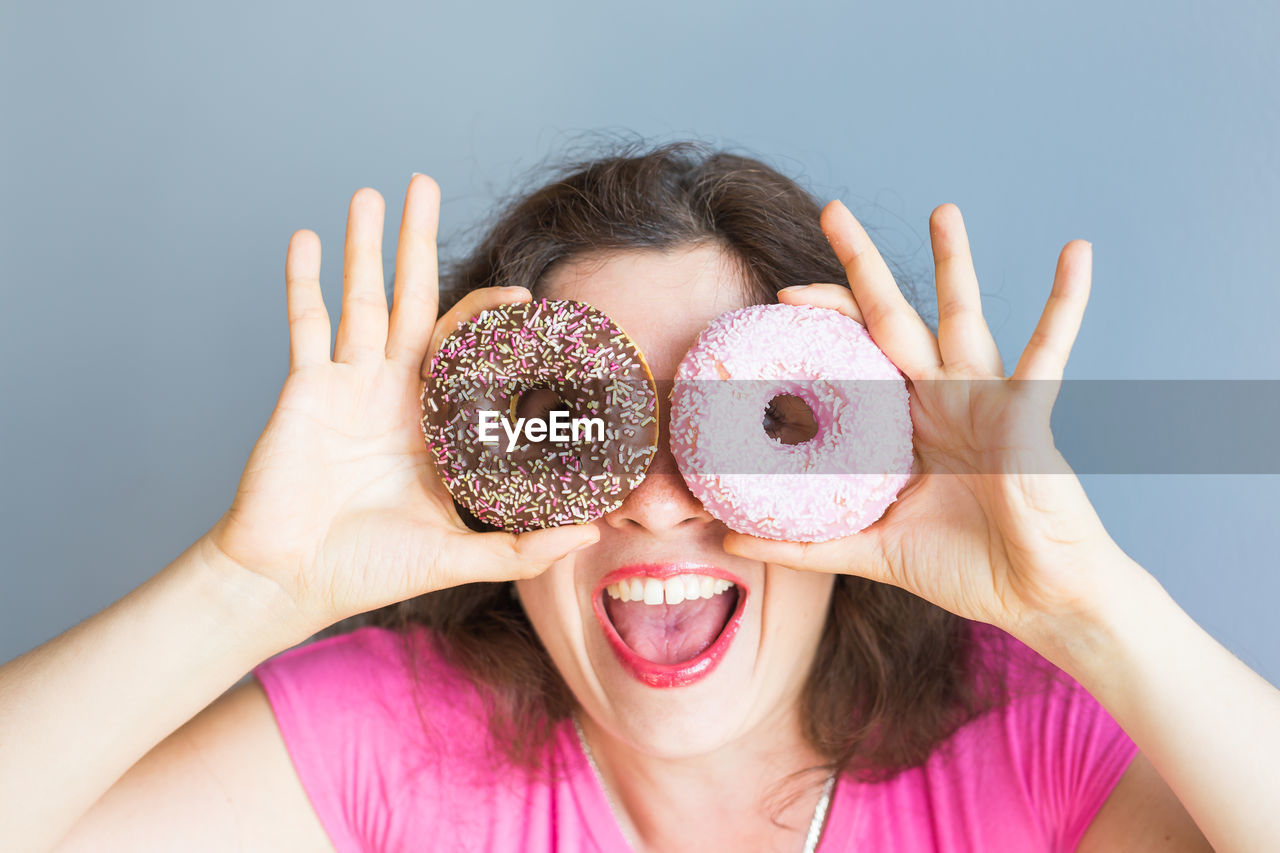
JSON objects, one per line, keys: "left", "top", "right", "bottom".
{"left": 1008, "top": 545, "right": 1172, "bottom": 679}
{"left": 186, "top": 532, "right": 322, "bottom": 653}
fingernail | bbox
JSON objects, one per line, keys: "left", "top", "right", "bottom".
{"left": 412, "top": 172, "right": 424, "bottom": 177}
{"left": 780, "top": 284, "right": 810, "bottom": 293}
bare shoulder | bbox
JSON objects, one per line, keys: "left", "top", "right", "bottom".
{"left": 1077, "top": 751, "right": 1212, "bottom": 852}
{"left": 56, "top": 678, "right": 332, "bottom": 852}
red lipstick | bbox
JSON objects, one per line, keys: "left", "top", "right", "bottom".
{"left": 591, "top": 563, "right": 748, "bottom": 688}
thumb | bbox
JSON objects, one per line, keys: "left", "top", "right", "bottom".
{"left": 723, "top": 528, "right": 891, "bottom": 584}
{"left": 460, "top": 523, "right": 601, "bottom": 583}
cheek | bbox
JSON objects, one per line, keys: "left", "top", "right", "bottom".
{"left": 797, "top": 570, "right": 838, "bottom": 622}
{"left": 762, "top": 568, "right": 837, "bottom": 672}
{"left": 514, "top": 561, "right": 585, "bottom": 666}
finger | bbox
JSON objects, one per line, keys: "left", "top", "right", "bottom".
{"left": 821, "top": 200, "right": 942, "bottom": 378}
{"left": 333, "top": 188, "right": 389, "bottom": 364}
{"left": 722, "top": 528, "right": 892, "bottom": 585}
{"left": 1012, "top": 240, "right": 1092, "bottom": 383}
{"left": 929, "top": 204, "right": 1004, "bottom": 376}
{"left": 387, "top": 174, "right": 442, "bottom": 369}
{"left": 421, "top": 285, "right": 533, "bottom": 380}
{"left": 777, "top": 282, "right": 866, "bottom": 326}
{"left": 284, "top": 229, "right": 331, "bottom": 371}
{"left": 457, "top": 523, "right": 601, "bottom": 583}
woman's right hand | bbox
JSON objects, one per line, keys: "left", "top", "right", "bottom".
{"left": 204, "top": 175, "right": 599, "bottom": 635}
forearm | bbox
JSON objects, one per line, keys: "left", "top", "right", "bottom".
{"left": 0, "top": 535, "right": 313, "bottom": 852}
{"left": 1023, "top": 551, "right": 1280, "bottom": 852}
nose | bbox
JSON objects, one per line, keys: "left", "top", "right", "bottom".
{"left": 604, "top": 440, "right": 714, "bottom": 533}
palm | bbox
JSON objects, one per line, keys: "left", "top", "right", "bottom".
{"left": 727, "top": 201, "right": 1119, "bottom": 633}
{"left": 221, "top": 360, "right": 452, "bottom": 618}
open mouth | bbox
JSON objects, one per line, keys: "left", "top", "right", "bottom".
{"left": 603, "top": 576, "right": 739, "bottom": 664}
{"left": 592, "top": 565, "right": 747, "bottom": 688}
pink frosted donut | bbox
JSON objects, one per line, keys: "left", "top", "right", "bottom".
{"left": 669, "top": 303, "right": 914, "bottom": 542}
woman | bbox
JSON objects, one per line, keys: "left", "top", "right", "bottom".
{"left": 4, "top": 142, "right": 1276, "bottom": 851}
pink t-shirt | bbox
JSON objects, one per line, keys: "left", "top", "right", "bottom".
{"left": 252, "top": 623, "right": 1137, "bottom": 852}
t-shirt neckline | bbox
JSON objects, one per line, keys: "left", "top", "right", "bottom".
{"left": 555, "top": 719, "right": 861, "bottom": 852}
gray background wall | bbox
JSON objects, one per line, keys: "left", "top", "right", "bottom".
{"left": 2, "top": 1, "right": 1277, "bottom": 682}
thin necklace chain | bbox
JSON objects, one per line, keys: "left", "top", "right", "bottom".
{"left": 572, "top": 716, "right": 835, "bottom": 853}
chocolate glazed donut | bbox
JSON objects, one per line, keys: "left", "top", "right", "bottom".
{"left": 421, "top": 298, "right": 659, "bottom": 532}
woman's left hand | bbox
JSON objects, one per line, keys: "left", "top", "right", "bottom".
{"left": 724, "top": 200, "right": 1129, "bottom": 641}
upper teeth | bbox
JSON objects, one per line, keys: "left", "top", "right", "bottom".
{"left": 604, "top": 574, "right": 735, "bottom": 605}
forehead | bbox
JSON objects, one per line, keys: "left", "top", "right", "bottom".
{"left": 538, "top": 244, "right": 756, "bottom": 379}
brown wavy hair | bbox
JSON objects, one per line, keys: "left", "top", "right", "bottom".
{"left": 344, "top": 138, "right": 1042, "bottom": 804}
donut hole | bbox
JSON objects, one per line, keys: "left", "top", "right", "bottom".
{"left": 763, "top": 394, "right": 818, "bottom": 446}
{"left": 509, "top": 387, "right": 573, "bottom": 443}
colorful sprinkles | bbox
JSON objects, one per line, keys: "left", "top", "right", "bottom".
{"left": 420, "top": 298, "right": 659, "bottom": 532}
{"left": 668, "top": 303, "right": 914, "bottom": 542}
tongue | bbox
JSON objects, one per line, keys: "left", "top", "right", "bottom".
{"left": 604, "top": 590, "right": 737, "bottom": 665}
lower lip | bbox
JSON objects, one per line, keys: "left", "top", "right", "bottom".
{"left": 591, "top": 568, "right": 748, "bottom": 689}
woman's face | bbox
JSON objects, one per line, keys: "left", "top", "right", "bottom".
{"left": 515, "top": 244, "right": 836, "bottom": 758}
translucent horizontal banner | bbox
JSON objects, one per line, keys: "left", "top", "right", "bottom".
{"left": 425, "top": 376, "right": 1280, "bottom": 474}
